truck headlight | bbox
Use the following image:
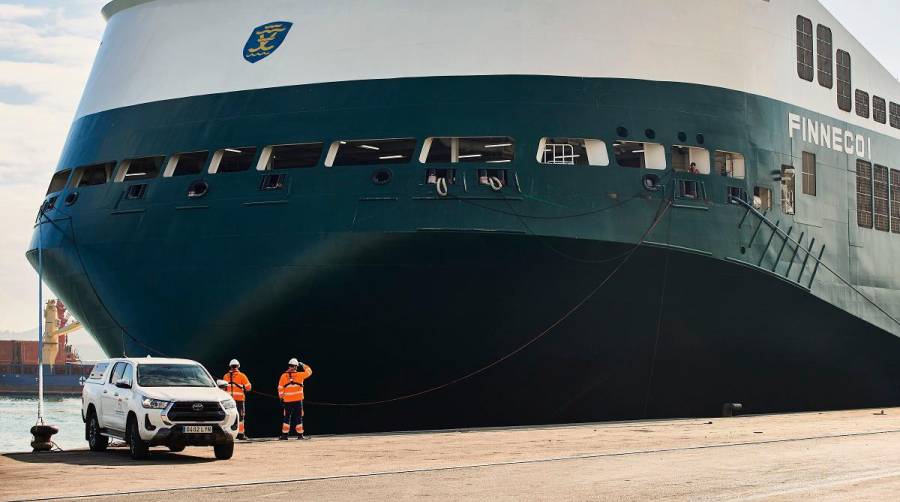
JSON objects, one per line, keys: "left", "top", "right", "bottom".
{"left": 141, "top": 396, "right": 170, "bottom": 409}
{"left": 220, "top": 399, "right": 237, "bottom": 410}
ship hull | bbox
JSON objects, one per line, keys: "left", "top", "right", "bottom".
{"left": 28, "top": 227, "right": 900, "bottom": 435}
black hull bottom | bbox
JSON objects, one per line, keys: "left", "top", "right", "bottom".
{"left": 32, "top": 231, "right": 900, "bottom": 435}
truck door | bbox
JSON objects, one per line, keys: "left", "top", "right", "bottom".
{"left": 112, "top": 363, "right": 135, "bottom": 431}
{"left": 101, "top": 362, "right": 125, "bottom": 431}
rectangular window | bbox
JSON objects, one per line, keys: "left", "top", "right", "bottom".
{"left": 259, "top": 143, "right": 324, "bottom": 170}
{"left": 75, "top": 162, "right": 115, "bottom": 187}
{"left": 836, "top": 49, "right": 852, "bottom": 112}
{"left": 612, "top": 141, "right": 666, "bottom": 170}
{"left": 165, "top": 152, "right": 209, "bottom": 177}
{"left": 87, "top": 363, "right": 109, "bottom": 382}
{"left": 856, "top": 160, "right": 873, "bottom": 228}
{"left": 715, "top": 151, "right": 745, "bottom": 179}
{"left": 46, "top": 170, "right": 71, "bottom": 194}
{"left": 727, "top": 186, "right": 748, "bottom": 203}
{"left": 537, "top": 138, "right": 608, "bottom": 166}
{"left": 816, "top": 25, "right": 833, "bottom": 88}
{"left": 116, "top": 156, "right": 163, "bottom": 182}
{"left": 210, "top": 147, "right": 257, "bottom": 174}
{"left": 891, "top": 169, "right": 900, "bottom": 233}
{"left": 421, "top": 137, "right": 514, "bottom": 165}
{"left": 891, "top": 102, "right": 900, "bottom": 129}
{"left": 796, "top": 16, "right": 814, "bottom": 82}
{"left": 671, "top": 146, "right": 711, "bottom": 174}
{"left": 327, "top": 139, "right": 417, "bottom": 167}
{"left": 781, "top": 165, "right": 796, "bottom": 215}
{"left": 676, "top": 179, "right": 704, "bottom": 200}
{"left": 801, "top": 151, "right": 816, "bottom": 196}
{"left": 754, "top": 186, "right": 772, "bottom": 211}
{"left": 855, "top": 90, "right": 870, "bottom": 119}
{"left": 874, "top": 96, "right": 887, "bottom": 124}
{"left": 874, "top": 164, "right": 890, "bottom": 232}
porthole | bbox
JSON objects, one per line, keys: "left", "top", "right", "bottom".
{"left": 372, "top": 169, "right": 392, "bottom": 185}
{"left": 64, "top": 192, "right": 79, "bottom": 206}
{"left": 644, "top": 129, "right": 656, "bottom": 139}
{"left": 187, "top": 180, "right": 209, "bottom": 198}
{"left": 678, "top": 132, "right": 688, "bottom": 143}
{"left": 696, "top": 134, "right": 705, "bottom": 145}
{"left": 616, "top": 127, "right": 629, "bottom": 138}
{"left": 642, "top": 174, "right": 662, "bottom": 192}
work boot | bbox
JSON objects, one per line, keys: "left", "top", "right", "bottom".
{"left": 237, "top": 434, "right": 246, "bottom": 440}
{"left": 279, "top": 434, "right": 288, "bottom": 441}
{"left": 297, "top": 434, "right": 308, "bottom": 440}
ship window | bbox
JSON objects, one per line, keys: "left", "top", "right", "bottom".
{"left": 727, "top": 186, "right": 748, "bottom": 204}
{"left": 796, "top": 16, "right": 814, "bottom": 82}
{"left": 801, "top": 152, "right": 816, "bottom": 196}
{"left": 209, "top": 147, "right": 257, "bottom": 174}
{"left": 891, "top": 169, "right": 900, "bottom": 233}
{"left": 613, "top": 141, "right": 666, "bottom": 170}
{"left": 873, "top": 96, "right": 887, "bottom": 124}
{"left": 781, "top": 165, "right": 796, "bottom": 215}
{"left": 420, "top": 137, "right": 515, "bottom": 164}
{"left": 715, "top": 151, "right": 745, "bottom": 179}
{"left": 676, "top": 179, "right": 703, "bottom": 200}
{"left": 754, "top": 186, "right": 772, "bottom": 210}
{"left": 816, "top": 25, "right": 833, "bottom": 89}
{"left": 165, "top": 152, "right": 209, "bottom": 177}
{"left": 891, "top": 102, "right": 900, "bottom": 130}
{"left": 874, "top": 164, "right": 890, "bottom": 232}
{"left": 671, "top": 146, "right": 710, "bottom": 174}
{"left": 856, "top": 160, "right": 873, "bottom": 228}
{"left": 536, "top": 138, "right": 608, "bottom": 166}
{"left": 855, "top": 90, "right": 870, "bottom": 119}
{"left": 258, "top": 143, "right": 324, "bottom": 170}
{"left": 836, "top": 49, "right": 852, "bottom": 112}
{"left": 326, "top": 138, "right": 416, "bottom": 167}
{"left": 46, "top": 170, "right": 71, "bottom": 194}
{"left": 75, "top": 162, "right": 115, "bottom": 187}
{"left": 116, "top": 156, "right": 163, "bottom": 182}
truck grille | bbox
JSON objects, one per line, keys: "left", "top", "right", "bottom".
{"left": 167, "top": 401, "right": 225, "bottom": 422}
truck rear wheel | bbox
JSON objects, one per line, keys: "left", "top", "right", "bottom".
{"left": 213, "top": 441, "right": 234, "bottom": 460}
{"left": 86, "top": 411, "right": 108, "bottom": 452}
{"left": 127, "top": 417, "right": 151, "bottom": 460}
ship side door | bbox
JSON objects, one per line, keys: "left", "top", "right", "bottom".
{"left": 100, "top": 362, "right": 125, "bottom": 431}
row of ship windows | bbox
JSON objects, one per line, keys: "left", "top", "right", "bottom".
{"left": 855, "top": 160, "right": 900, "bottom": 233}
{"left": 796, "top": 15, "right": 900, "bottom": 128}
{"left": 45, "top": 137, "right": 749, "bottom": 194}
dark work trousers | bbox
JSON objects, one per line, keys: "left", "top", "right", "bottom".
{"left": 281, "top": 400, "right": 304, "bottom": 435}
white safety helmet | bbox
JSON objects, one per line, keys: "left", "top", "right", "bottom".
{"left": 288, "top": 358, "right": 299, "bottom": 366}
{"left": 229, "top": 359, "right": 240, "bottom": 368}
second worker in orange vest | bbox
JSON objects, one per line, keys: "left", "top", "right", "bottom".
{"left": 223, "top": 359, "right": 252, "bottom": 440}
{"left": 278, "top": 357, "right": 313, "bottom": 440}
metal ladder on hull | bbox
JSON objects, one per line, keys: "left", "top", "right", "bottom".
{"left": 733, "top": 197, "right": 827, "bottom": 291}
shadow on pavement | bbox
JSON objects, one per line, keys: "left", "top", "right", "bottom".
{"left": 3, "top": 447, "right": 218, "bottom": 466}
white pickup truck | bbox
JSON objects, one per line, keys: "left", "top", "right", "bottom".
{"left": 82, "top": 357, "right": 239, "bottom": 460}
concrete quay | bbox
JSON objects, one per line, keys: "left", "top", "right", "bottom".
{"left": 3, "top": 408, "right": 900, "bottom": 501}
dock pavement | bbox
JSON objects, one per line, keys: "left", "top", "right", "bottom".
{"left": 3, "top": 408, "right": 900, "bottom": 501}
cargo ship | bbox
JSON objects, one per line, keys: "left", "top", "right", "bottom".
{"left": 0, "top": 301, "right": 90, "bottom": 395}
{"left": 27, "top": 0, "right": 900, "bottom": 435}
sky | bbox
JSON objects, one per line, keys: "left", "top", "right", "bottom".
{"left": 0, "top": 0, "right": 898, "bottom": 357}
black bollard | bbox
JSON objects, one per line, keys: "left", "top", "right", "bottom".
{"left": 722, "top": 403, "right": 743, "bottom": 417}
{"left": 30, "top": 424, "right": 59, "bottom": 452}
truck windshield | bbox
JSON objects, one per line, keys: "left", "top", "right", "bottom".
{"left": 137, "top": 364, "right": 214, "bottom": 387}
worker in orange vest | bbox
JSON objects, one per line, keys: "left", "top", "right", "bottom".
{"left": 278, "top": 357, "right": 313, "bottom": 440}
{"left": 223, "top": 359, "right": 252, "bottom": 440}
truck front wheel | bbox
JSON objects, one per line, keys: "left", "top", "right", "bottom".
{"left": 213, "top": 441, "right": 234, "bottom": 460}
{"left": 127, "top": 416, "right": 151, "bottom": 460}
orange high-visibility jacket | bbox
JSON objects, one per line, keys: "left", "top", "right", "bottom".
{"left": 223, "top": 370, "right": 252, "bottom": 401}
{"left": 277, "top": 364, "right": 313, "bottom": 403}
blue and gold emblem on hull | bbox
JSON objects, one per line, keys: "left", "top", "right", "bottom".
{"left": 243, "top": 21, "right": 293, "bottom": 63}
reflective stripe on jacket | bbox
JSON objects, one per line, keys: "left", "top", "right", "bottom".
{"left": 277, "top": 365, "right": 313, "bottom": 402}
{"left": 223, "top": 370, "right": 252, "bottom": 401}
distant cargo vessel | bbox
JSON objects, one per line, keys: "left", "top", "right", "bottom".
{"left": 0, "top": 301, "right": 89, "bottom": 395}
{"left": 27, "top": 0, "right": 900, "bottom": 434}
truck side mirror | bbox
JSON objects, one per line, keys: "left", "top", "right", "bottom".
{"left": 115, "top": 378, "right": 132, "bottom": 389}
{"left": 216, "top": 379, "right": 229, "bottom": 390}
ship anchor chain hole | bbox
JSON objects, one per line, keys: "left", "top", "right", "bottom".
{"left": 64, "top": 192, "right": 79, "bottom": 206}
{"left": 187, "top": 180, "right": 209, "bottom": 198}
{"left": 372, "top": 169, "right": 392, "bottom": 185}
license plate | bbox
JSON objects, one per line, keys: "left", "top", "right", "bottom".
{"left": 183, "top": 426, "right": 213, "bottom": 434}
